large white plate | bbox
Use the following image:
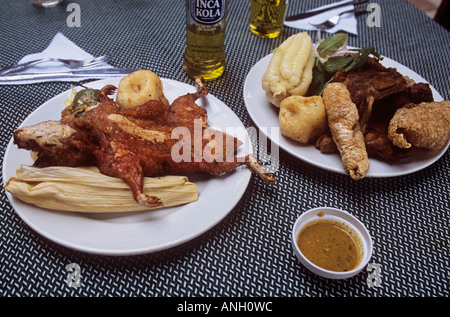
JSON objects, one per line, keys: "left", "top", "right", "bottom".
{"left": 2, "top": 78, "right": 252, "bottom": 256}
{"left": 244, "top": 54, "right": 448, "bottom": 177}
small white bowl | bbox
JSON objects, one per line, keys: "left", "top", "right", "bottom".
{"left": 291, "top": 207, "right": 373, "bottom": 279}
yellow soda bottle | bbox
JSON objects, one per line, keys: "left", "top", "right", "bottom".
{"left": 183, "top": 0, "right": 228, "bottom": 80}
{"left": 249, "top": 0, "right": 288, "bottom": 38}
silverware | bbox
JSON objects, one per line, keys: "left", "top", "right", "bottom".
{"left": 285, "top": 0, "right": 368, "bottom": 21}
{"left": 309, "top": 6, "right": 368, "bottom": 30}
{"left": 0, "top": 55, "right": 111, "bottom": 75}
{"left": 0, "top": 68, "right": 139, "bottom": 82}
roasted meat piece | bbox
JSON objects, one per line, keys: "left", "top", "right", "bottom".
{"left": 331, "top": 57, "right": 438, "bottom": 163}
{"left": 364, "top": 122, "right": 412, "bottom": 162}
{"left": 363, "top": 82, "right": 434, "bottom": 161}
{"left": 333, "top": 57, "right": 409, "bottom": 102}
{"left": 333, "top": 57, "right": 409, "bottom": 133}
{"left": 370, "top": 82, "right": 434, "bottom": 123}
{"left": 13, "top": 120, "right": 95, "bottom": 167}
{"left": 14, "top": 79, "right": 275, "bottom": 208}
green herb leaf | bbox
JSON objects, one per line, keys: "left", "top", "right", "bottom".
{"left": 316, "top": 33, "right": 348, "bottom": 59}
{"left": 322, "top": 55, "right": 353, "bottom": 73}
{"left": 344, "top": 47, "right": 379, "bottom": 72}
{"left": 71, "top": 88, "right": 100, "bottom": 118}
{"left": 307, "top": 57, "right": 334, "bottom": 96}
{"left": 307, "top": 44, "right": 381, "bottom": 96}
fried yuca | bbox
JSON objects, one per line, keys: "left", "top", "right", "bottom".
{"left": 4, "top": 165, "right": 198, "bottom": 213}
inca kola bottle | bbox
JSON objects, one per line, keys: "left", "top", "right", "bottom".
{"left": 183, "top": 0, "right": 227, "bottom": 80}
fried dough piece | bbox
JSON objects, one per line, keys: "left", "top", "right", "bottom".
{"left": 388, "top": 101, "right": 450, "bottom": 150}
{"left": 116, "top": 70, "right": 169, "bottom": 108}
{"left": 323, "top": 83, "right": 370, "bottom": 180}
{"left": 279, "top": 95, "right": 328, "bottom": 144}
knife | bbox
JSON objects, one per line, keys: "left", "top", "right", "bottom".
{"left": 0, "top": 68, "right": 139, "bottom": 82}
{"left": 285, "top": 0, "right": 368, "bottom": 21}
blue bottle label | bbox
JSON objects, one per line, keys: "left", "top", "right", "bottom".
{"left": 189, "top": 0, "right": 226, "bottom": 25}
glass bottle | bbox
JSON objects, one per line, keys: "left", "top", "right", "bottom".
{"left": 183, "top": 0, "right": 228, "bottom": 80}
{"left": 249, "top": 0, "right": 289, "bottom": 38}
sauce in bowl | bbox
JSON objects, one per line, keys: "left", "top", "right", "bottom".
{"left": 297, "top": 219, "right": 362, "bottom": 272}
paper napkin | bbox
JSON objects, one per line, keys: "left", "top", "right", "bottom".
{"left": 0, "top": 32, "right": 112, "bottom": 85}
{"left": 284, "top": 0, "right": 359, "bottom": 35}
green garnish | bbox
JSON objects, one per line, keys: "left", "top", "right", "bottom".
{"left": 72, "top": 88, "right": 100, "bottom": 118}
{"left": 307, "top": 33, "right": 381, "bottom": 96}
{"left": 316, "top": 33, "right": 348, "bottom": 59}
{"left": 73, "top": 88, "right": 99, "bottom": 106}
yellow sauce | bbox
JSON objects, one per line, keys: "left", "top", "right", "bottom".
{"left": 297, "top": 219, "right": 362, "bottom": 272}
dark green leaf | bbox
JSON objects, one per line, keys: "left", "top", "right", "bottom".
{"left": 73, "top": 88, "right": 99, "bottom": 106}
{"left": 71, "top": 88, "right": 100, "bottom": 118}
{"left": 307, "top": 45, "right": 380, "bottom": 96}
{"left": 322, "top": 55, "right": 353, "bottom": 73}
{"left": 317, "top": 33, "right": 348, "bottom": 59}
{"left": 306, "top": 57, "right": 334, "bottom": 96}
{"left": 344, "top": 47, "right": 378, "bottom": 72}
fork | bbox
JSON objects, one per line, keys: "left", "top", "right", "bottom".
{"left": 0, "top": 55, "right": 111, "bottom": 75}
{"left": 285, "top": 0, "right": 368, "bottom": 21}
{"left": 309, "top": 6, "right": 368, "bottom": 31}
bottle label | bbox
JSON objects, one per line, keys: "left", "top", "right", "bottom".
{"left": 189, "top": 0, "right": 226, "bottom": 25}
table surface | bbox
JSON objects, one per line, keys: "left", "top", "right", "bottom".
{"left": 0, "top": 0, "right": 449, "bottom": 297}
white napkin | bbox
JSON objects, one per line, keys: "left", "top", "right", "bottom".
{"left": 0, "top": 32, "right": 112, "bottom": 85}
{"left": 284, "top": 0, "right": 358, "bottom": 35}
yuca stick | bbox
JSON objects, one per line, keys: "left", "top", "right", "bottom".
{"left": 323, "top": 83, "right": 370, "bottom": 180}
{"left": 4, "top": 165, "right": 198, "bottom": 213}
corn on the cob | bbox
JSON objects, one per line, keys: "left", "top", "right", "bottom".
{"left": 4, "top": 165, "right": 198, "bottom": 213}
{"left": 262, "top": 32, "right": 315, "bottom": 107}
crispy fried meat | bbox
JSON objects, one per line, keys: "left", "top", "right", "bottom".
{"left": 14, "top": 79, "right": 275, "bottom": 208}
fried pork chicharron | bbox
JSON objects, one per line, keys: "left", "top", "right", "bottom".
{"left": 388, "top": 101, "right": 450, "bottom": 151}
{"left": 321, "top": 57, "right": 436, "bottom": 163}
{"left": 13, "top": 79, "right": 275, "bottom": 208}
{"left": 322, "top": 83, "right": 370, "bottom": 180}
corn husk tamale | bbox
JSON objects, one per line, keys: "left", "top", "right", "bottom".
{"left": 4, "top": 165, "right": 198, "bottom": 213}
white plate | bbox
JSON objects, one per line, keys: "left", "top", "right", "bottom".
{"left": 2, "top": 78, "right": 252, "bottom": 256}
{"left": 244, "top": 54, "right": 448, "bottom": 177}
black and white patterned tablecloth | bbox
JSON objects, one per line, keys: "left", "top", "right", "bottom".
{"left": 0, "top": 0, "right": 449, "bottom": 297}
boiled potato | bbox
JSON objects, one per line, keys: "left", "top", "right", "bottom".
{"left": 116, "top": 70, "right": 169, "bottom": 108}
{"left": 279, "top": 95, "right": 328, "bottom": 144}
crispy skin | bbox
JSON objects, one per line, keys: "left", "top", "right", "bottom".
{"left": 362, "top": 83, "right": 433, "bottom": 162}
{"left": 13, "top": 121, "right": 95, "bottom": 167}
{"left": 388, "top": 101, "right": 450, "bottom": 151}
{"left": 323, "top": 83, "right": 370, "bottom": 180}
{"left": 14, "top": 80, "right": 275, "bottom": 208}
